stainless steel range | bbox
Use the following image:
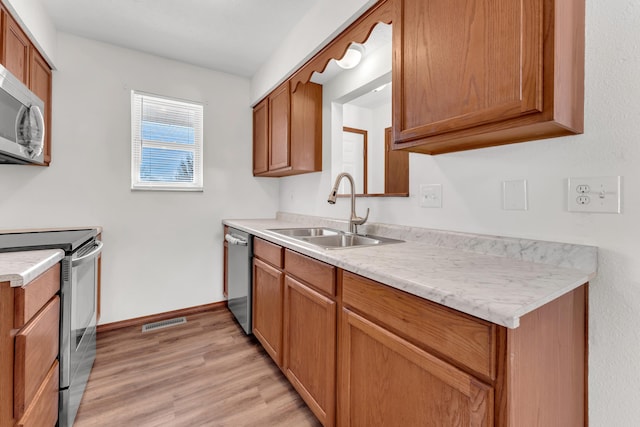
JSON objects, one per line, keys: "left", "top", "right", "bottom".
{"left": 0, "top": 229, "right": 102, "bottom": 426}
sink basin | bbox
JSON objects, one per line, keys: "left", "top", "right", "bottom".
{"left": 268, "top": 227, "right": 340, "bottom": 237}
{"left": 302, "top": 234, "right": 381, "bottom": 248}
{"left": 267, "top": 227, "right": 403, "bottom": 249}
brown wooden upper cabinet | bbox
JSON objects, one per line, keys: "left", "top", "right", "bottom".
{"left": 29, "top": 48, "right": 52, "bottom": 164}
{"left": 392, "top": 0, "right": 584, "bottom": 154}
{"left": 253, "top": 99, "right": 269, "bottom": 174}
{"left": 282, "top": 0, "right": 584, "bottom": 158}
{"left": 1, "top": 2, "right": 54, "bottom": 165}
{"left": 2, "top": 7, "right": 30, "bottom": 85}
{"left": 253, "top": 80, "right": 322, "bottom": 177}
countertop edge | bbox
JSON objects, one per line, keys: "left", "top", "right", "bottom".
{"left": 0, "top": 249, "right": 64, "bottom": 287}
{"left": 224, "top": 218, "right": 593, "bottom": 329}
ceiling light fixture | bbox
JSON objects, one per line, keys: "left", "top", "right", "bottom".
{"left": 336, "top": 43, "right": 365, "bottom": 70}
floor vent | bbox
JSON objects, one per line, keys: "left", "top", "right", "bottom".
{"left": 142, "top": 317, "right": 187, "bottom": 333}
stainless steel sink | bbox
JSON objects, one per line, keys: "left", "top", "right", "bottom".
{"left": 268, "top": 227, "right": 341, "bottom": 237}
{"left": 267, "top": 227, "right": 403, "bottom": 249}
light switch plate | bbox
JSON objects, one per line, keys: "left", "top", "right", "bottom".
{"left": 420, "top": 184, "right": 442, "bottom": 208}
{"left": 567, "top": 176, "right": 621, "bottom": 213}
{"left": 502, "top": 180, "right": 528, "bottom": 210}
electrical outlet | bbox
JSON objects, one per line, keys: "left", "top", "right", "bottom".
{"left": 576, "top": 185, "right": 590, "bottom": 194}
{"left": 576, "top": 195, "right": 590, "bottom": 205}
{"left": 567, "top": 176, "right": 621, "bottom": 213}
{"left": 420, "top": 184, "right": 442, "bottom": 208}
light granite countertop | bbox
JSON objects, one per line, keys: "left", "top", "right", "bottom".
{"left": 224, "top": 213, "right": 597, "bottom": 329}
{"left": 0, "top": 249, "right": 64, "bottom": 287}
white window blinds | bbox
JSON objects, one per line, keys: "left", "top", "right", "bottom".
{"left": 131, "top": 91, "right": 204, "bottom": 191}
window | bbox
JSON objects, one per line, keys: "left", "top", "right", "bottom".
{"left": 131, "top": 91, "right": 203, "bottom": 191}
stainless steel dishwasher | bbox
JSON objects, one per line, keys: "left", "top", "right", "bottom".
{"left": 225, "top": 227, "right": 253, "bottom": 334}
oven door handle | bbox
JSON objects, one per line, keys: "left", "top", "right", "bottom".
{"left": 72, "top": 240, "right": 103, "bottom": 267}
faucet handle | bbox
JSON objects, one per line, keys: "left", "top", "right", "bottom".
{"left": 352, "top": 208, "right": 369, "bottom": 225}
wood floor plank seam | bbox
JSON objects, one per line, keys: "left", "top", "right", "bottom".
{"left": 74, "top": 310, "right": 320, "bottom": 427}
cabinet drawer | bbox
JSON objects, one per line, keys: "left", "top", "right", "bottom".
{"left": 14, "top": 296, "right": 60, "bottom": 418}
{"left": 285, "top": 250, "right": 336, "bottom": 296}
{"left": 342, "top": 271, "right": 496, "bottom": 380}
{"left": 15, "top": 360, "right": 59, "bottom": 427}
{"left": 14, "top": 263, "right": 60, "bottom": 328}
{"left": 254, "top": 238, "right": 283, "bottom": 268}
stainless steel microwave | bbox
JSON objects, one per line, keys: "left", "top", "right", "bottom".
{"left": 0, "top": 63, "right": 45, "bottom": 165}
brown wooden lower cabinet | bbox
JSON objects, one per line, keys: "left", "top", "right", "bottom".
{"left": 248, "top": 240, "right": 587, "bottom": 427}
{"left": 283, "top": 276, "right": 336, "bottom": 426}
{"left": 15, "top": 361, "right": 59, "bottom": 427}
{"left": 340, "top": 271, "right": 587, "bottom": 427}
{"left": 339, "top": 308, "right": 493, "bottom": 426}
{"left": 252, "top": 257, "right": 284, "bottom": 366}
{"left": 0, "top": 262, "right": 61, "bottom": 427}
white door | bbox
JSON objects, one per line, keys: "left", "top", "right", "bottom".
{"left": 341, "top": 130, "right": 365, "bottom": 194}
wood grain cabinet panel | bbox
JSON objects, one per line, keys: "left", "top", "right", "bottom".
{"left": 393, "top": 0, "right": 584, "bottom": 154}
{"left": 284, "top": 249, "right": 336, "bottom": 297}
{"left": 1, "top": 262, "right": 61, "bottom": 427}
{"left": 253, "top": 81, "right": 322, "bottom": 177}
{"left": 13, "top": 263, "right": 60, "bottom": 328}
{"left": 253, "top": 99, "right": 269, "bottom": 175}
{"left": 28, "top": 48, "right": 52, "bottom": 164}
{"left": 252, "top": 258, "right": 284, "bottom": 366}
{"left": 342, "top": 271, "right": 496, "bottom": 380}
{"left": 14, "top": 296, "right": 60, "bottom": 419}
{"left": 340, "top": 270, "right": 587, "bottom": 427}
{"left": 384, "top": 127, "right": 409, "bottom": 195}
{"left": 289, "top": 81, "right": 322, "bottom": 174}
{"left": 268, "top": 82, "right": 291, "bottom": 171}
{"left": 2, "top": 10, "right": 30, "bottom": 84}
{"left": 339, "top": 308, "right": 493, "bottom": 427}
{"left": 254, "top": 238, "right": 284, "bottom": 268}
{"left": 15, "top": 360, "right": 58, "bottom": 427}
{"left": 283, "top": 276, "right": 336, "bottom": 426}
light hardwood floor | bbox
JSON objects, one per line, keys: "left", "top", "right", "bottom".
{"left": 75, "top": 309, "right": 321, "bottom": 427}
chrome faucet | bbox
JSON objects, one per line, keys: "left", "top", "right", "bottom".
{"left": 327, "top": 172, "right": 369, "bottom": 234}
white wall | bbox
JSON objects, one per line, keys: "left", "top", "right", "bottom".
{"left": 0, "top": 33, "right": 280, "bottom": 324}
{"left": 4, "top": 0, "right": 57, "bottom": 67}
{"left": 250, "top": 0, "right": 376, "bottom": 104}
{"left": 271, "top": 0, "right": 640, "bottom": 424}
{"left": 369, "top": 101, "right": 390, "bottom": 193}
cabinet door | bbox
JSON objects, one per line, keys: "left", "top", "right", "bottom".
{"left": 289, "top": 82, "right": 322, "bottom": 174}
{"left": 29, "top": 48, "right": 52, "bottom": 165}
{"left": 253, "top": 99, "right": 269, "bottom": 175}
{"left": 14, "top": 297, "right": 60, "bottom": 419}
{"left": 268, "top": 82, "right": 291, "bottom": 171}
{"left": 384, "top": 127, "right": 409, "bottom": 194}
{"left": 283, "top": 276, "right": 336, "bottom": 426}
{"left": 339, "top": 308, "right": 493, "bottom": 427}
{"left": 15, "top": 360, "right": 58, "bottom": 427}
{"left": 393, "top": 0, "right": 543, "bottom": 146}
{"left": 2, "top": 10, "right": 30, "bottom": 84}
{"left": 252, "top": 258, "right": 284, "bottom": 366}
